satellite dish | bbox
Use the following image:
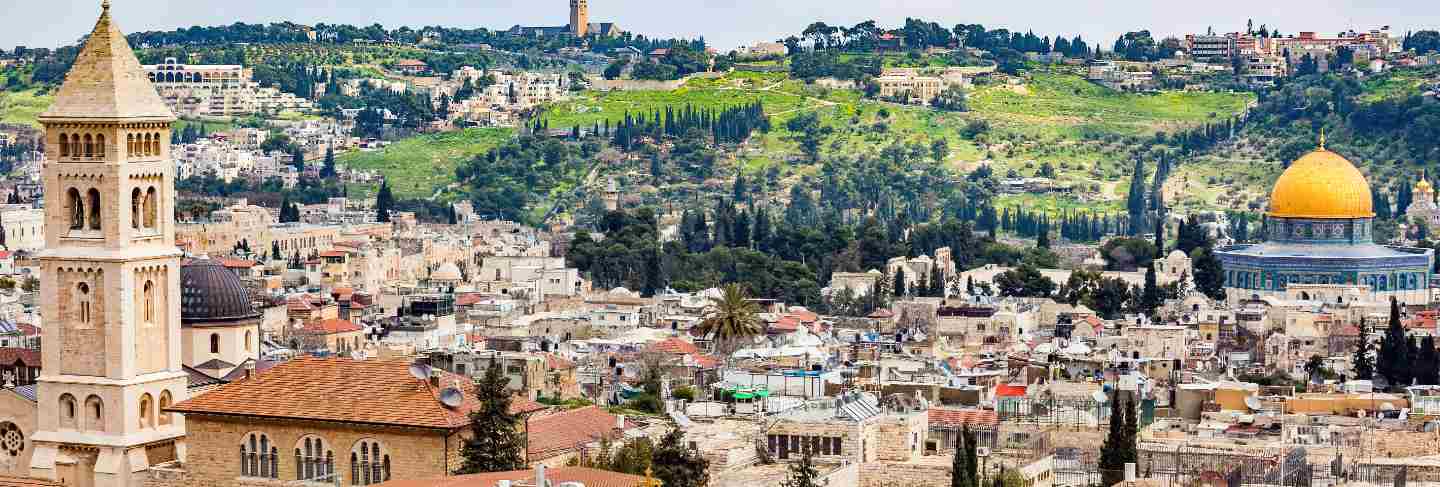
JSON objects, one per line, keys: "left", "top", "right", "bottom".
{"left": 1244, "top": 395, "right": 1263, "bottom": 410}
{"left": 1381, "top": 402, "right": 1396, "bottom": 412}
{"left": 976, "top": 447, "right": 992, "bottom": 458}
{"left": 439, "top": 387, "right": 465, "bottom": 408}
{"left": 409, "top": 362, "right": 433, "bottom": 381}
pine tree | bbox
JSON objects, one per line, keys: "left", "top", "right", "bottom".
{"left": 894, "top": 267, "right": 908, "bottom": 298}
{"left": 652, "top": 428, "right": 710, "bottom": 487}
{"left": 1418, "top": 336, "right": 1439, "bottom": 385}
{"left": 1099, "top": 394, "right": 1133, "bottom": 487}
{"left": 1037, "top": 222, "right": 1050, "bottom": 249}
{"left": 781, "top": 450, "right": 825, "bottom": 487}
{"left": 1379, "top": 297, "right": 1411, "bottom": 388}
{"left": 1353, "top": 331, "right": 1374, "bottom": 380}
{"left": 320, "top": 146, "right": 337, "bottom": 179}
{"left": 456, "top": 361, "right": 526, "bottom": 473}
{"left": 642, "top": 249, "right": 663, "bottom": 297}
{"left": 951, "top": 425, "right": 978, "bottom": 487}
{"left": 376, "top": 180, "right": 394, "bottom": 223}
{"left": 1141, "top": 264, "right": 1161, "bottom": 317}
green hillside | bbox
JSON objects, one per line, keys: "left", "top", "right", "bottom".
{"left": 338, "top": 127, "right": 514, "bottom": 199}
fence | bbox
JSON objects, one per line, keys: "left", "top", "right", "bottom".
{"left": 1052, "top": 444, "right": 1315, "bottom": 487}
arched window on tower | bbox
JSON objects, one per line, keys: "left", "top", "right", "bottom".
{"left": 127, "top": 134, "right": 135, "bottom": 157}
{"left": 76, "top": 282, "right": 93, "bottom": 327}
{"left": 153, "top": 132, "right": 162, "bottom": 157}
{"left": 59, "top": 134, "right": 70, "bottom": 158}
{"left": 145, "top": 187, "right": 158, "bottom": 230}
{"left": 59, "top": 394, "right": 77, "bottom": 429}
{"left": 83, "top": 134, "right": 94, "bottom": 159}
{"left": 143, "top": 280, "right": 155, "bottom": 324}
{"left": 139, "top": 393, "right": 153, "bottom": 429}
{"left": 296, "top": 436, "right": 334, "bottom": 482}
{"left": 158, "top": 390, "right": 173, "bottom": 426}
{"left": 131, "top": 188, "right": 142, "bottom": 229}
{"left": 87, "top": 189, "right": 101, "bottom": 230}
{"left": 96, "top": 134, "right": 105, "bottom": 158}
{"left": 84, "top": 395, "right": 104, "bottom": 432}
{"left": 67, "top": 188, "right": 84, "bottom": 230}
{"left": 210, "top": 333, "right": 220, "bottom": 355}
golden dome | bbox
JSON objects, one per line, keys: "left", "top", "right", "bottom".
{"left": 1418, "top": 179, "right": 1434, "bottom": 191}
{"left": 1267, "top": 148, "right": 1374, "bottom": 219}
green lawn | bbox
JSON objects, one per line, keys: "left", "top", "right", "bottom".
{"left": 968, "top": 72, "right": 1255, "bottom": 136}
{"left": 337, "top": 127, "right": 514, "bottom": 199}
{"left": 0, "top": 89, "right": 53, "bottom": 127}
{"left": 540, "top": 73, "right": 815, "bottom": 129}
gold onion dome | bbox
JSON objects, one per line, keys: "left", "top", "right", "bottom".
{"left": 1267, "top": 143, "right": 1374, "bottom": 219}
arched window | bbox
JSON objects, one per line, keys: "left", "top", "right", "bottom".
{"left": 127, "top": 134, "right": 135, "bottom": 157}
{"left": 84, "top": 395, "right": 104, "bottom": 432}
{"left": 59, "top": 394, "right": 78, "bottom": 429}
{"left": 83, "top": 134, "right": 94, "bottom": 158}
{"left": 60, "top": 134, "right": 71, "bottom": 158}
{"left": 240, "top": 433, "right": 279, "bottom": 479}
{"left": 349, "top": 440, "right": 389, "bottom": 486}
{"left": 66, "top": 188, "right": 84, "bottom": 230}
{"left": 245, "top": 330, "right": 253, "bottom": 352}
{"left": 139, "top": 393, "right": 153, "bottom": 429}
{"left": 141, "top": 134, "right": 150, "bottom": 156}
{"left": 153, "top": 132, "right": 163, "bottom": 156}
{"left": 158, "top": 390, "right": 173, "bottom": 426}
{"left": 143, "top": 280, "right": 155, "bottom": 323}
{"left": 87, "top": 188, "right": 101, "bottom": 230}
{"left": 210, "top": 333, "right": 220, "bottom": 355}
{"left": 96, "top": 134, "right": 105, "bottom": 157}
{"left": 296, "top": 436, "right": 334, "bottom": 482}
{"left": 76, "top": 283, "right": 93, "bottom": 326}
{"left": 144, "top": 187, "right": 158, "bottom": 230}
{"left": 131, "top": 188, "right": 142, "bottom": 229}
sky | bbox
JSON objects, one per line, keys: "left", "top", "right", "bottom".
{"left": 2, "top": 0, "right": 1438, "bottom": 52}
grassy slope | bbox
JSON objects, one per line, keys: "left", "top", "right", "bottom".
{"left": 541, "top": 72, "right": 814, "bottom": 129}
{"left": 337, "top": 127, "right": 514, "bottom": 199}
{"left": 0, "top": 89, "right": 53, "bottom": 127}
{"left": 968, "top": 72, "right": 1256, "bottom": 136}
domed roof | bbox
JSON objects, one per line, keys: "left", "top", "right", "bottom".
{"left": 432, "top": 262, "right": 462, "bottom": 281}
{"left": 1268, "top": 147, "right": 1374, "bottom": 219}
{"left": 181, "top": 258, "right": 259, "bottom": 324}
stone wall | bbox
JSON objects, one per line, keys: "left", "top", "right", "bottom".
{"left": 872, "top": 412, "right": 927, "bottom": 462}
{"left": 858, "top": 461, "right": 951, "bottom": 487}
{"left": 145, "top": 414, "right": 459, "bottom": 487}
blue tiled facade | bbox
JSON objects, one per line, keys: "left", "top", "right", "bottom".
{"left": 1217, "top": 215, "right": 1434, "bottom": 299}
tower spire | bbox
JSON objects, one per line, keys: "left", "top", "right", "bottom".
{"left": 1319, "top": 127, "right": 1326, "bottom": 150}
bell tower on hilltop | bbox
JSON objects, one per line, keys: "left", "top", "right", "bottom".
{"left": 570, "top": 0, "right": 589, "bottom": 37}
{"left": 29, "top": 1, "right": 188, "bottom": 487}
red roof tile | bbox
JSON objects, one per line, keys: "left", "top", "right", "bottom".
{"left": 646, "top": 337, "right": 698, "bottom": 355}
{"left": 527, "top": 406, "right": 637, "bottom": 460}
{"left": 319, "top": 250, "right": 349, "bottom": 258}
{"left": 168, "top": 357, "right": 545, "bottom": 429}
{"left": 375, "top": 467, "right": 644, "bottom": 487}
{"left": 0, "top": 477, "right": 64, "bottom": 487}
{"left": 769, "top": 317, "right": 800, "bottom": 333}
{"left": 928, "top": 408, "right": 998, "bottom": 428}
{"left": 455, "top": 293, "right": 487, "bottom": 307}
{"left": 17, "top": 324, "right": 38, "bottom": 336}
{"left": 539, "top": 353, "right": 575, "bottom": 370}
{"left": 216, "top": 258, "right": 257, "bottom": 269}
{"left": 995, "top": 384, "right": 1027, "bottom": 397}
{"left": 305, "top": 318, "right": 361, "bottom": 334}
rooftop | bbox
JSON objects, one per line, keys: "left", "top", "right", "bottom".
{"left": 374, "top": 467, "right": 643, "bottom": 487}
{"left": 168, "top": 357, "right": 545, "bottom": 429}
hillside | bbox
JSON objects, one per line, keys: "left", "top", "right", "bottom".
{"left": 338, "top": 127, "right": 514, "bottom": 200}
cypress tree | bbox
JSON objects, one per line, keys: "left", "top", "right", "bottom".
{"left": 1379, "top": 297, "right": 1410, "bottom": 388}
{"left": 456, "top": 361, "right": 526, "bottom": 473}
{"left": 1419, "top": 336, "right": 1439, "bottom": 385}
{"left": 1353, "top": 329, "right": 1374, "bottom": 380}
{"left": 894, "top": 267, "right": 908, "bottom": 298}
{"left": 951, "top": 425, "right": 977, "bottom": 487}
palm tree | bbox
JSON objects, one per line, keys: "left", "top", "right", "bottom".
{"left": 695, "top": 283, "right": 764, "bottom": 362}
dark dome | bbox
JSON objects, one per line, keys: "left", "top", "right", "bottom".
{"left": 181, "top": 258, "right": 259, "bottom": 325}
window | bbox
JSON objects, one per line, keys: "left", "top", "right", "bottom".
{"left": 96, "top": 134, "right": 105, "bottom": 157}
{"left": 84, "top": 395, "right": 104, "bottom": 432}
{"left": 245, "top": 330, "right": 253, "bottom": 352}
{"left": 139, "top": 393, "right": 153, "bottom": 429}
{"left": 210, "top": 333, "right": 221, "bottom": 355}
{"left": 83, "top": 134, "right": 94, "bottom": 158}
{"left": 144, "top": 187, "right": 158, "bottom": 230}
{"left": 158, "top": 391, "right": 173, "bottom": 426}
{"left": 59, "top": 394, "right": 77, "bottom": 429}
{"left": 76, "top": 283, "right": 93, "bottom": 326}
{"left": 143, "top": 280, "right": 156, "bottom": 324}
{"left": 241, "top": 433, "right": 279, "bottom": 479}
{"left": 67, "top": 188, "right": 84, "bottom": 230}
{"left": 59, "top": 134, "right": 71, "bottom": 158}
{"left": 296, "top": 436, "right": 334, "bottom": 483}
{"left": 0, "top": 422, "right": 23, "bottom": 460}
{"left": 127, "top": 134, "right": 135, "bottom": 157}
{"left": 87, "top": 189, "right": 101, "bottom": 230}
{"left": 131, "top": 188, "right": 142, "bottom": 229}
{"left": 349, "top": 440, "right": 390, "bottom": 486}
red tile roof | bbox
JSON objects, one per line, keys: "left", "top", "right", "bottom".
{"left": 539, "top": 353, "right": 575, "bottom": 370}
{"left": 928, "top": 408, "right": 998, "bottom": 428}
{"left": 217, "top": 258, "right": 257, "bottom": 269}
{"left": 788, "top": 310, "right": 819, "bottom": 322}
{"left": 995, "top": 384, "right": 1027, "bottom": 398}
{"left": 17, "top": 324, "right": 38, "bottom": 336}
{"left": 305, "top": 318, "right": 361, "bottom": 334}
{"left": 455, "top": 293, "right": 487, "bottom": 307}
{"left": 0, "top": 348, "right": 39, "bottom": 366}
{"left": 769, "top": 316, "right": 800, "bottom": 333}
{"left": 168, "top": 357, "right": 545, "bottom": 429}
{"left": 647, "top": 337, "right": 698, "bottom": 355}
{"left": 375, "top": 467, "right": 644, "bottom": 487}
{"left": 527, "top": 406, "right": 637, "bottom": 460}
{"left": 319, "top": 250, "right": 349, "bottom": 258}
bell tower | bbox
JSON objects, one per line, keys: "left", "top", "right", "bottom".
{"left": 570, "top": 0, "right": 589, "bottom": 37}
{"left": 29, "top": 2, "right": 188, "bottom": 487}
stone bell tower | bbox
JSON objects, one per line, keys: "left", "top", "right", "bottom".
{"left": 570, "top": 0, "right": 589, "bottom": 37}
{"left": 28, "top": 1, "right": 188, "bottom": 487}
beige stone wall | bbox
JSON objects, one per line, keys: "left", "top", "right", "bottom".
{"left": 0, "top": 390, "right": 37, "bottom": 478}
{"left": 146, "top": 415, "right": 458, "bottom": 487}
{"left": 871, "top": 412, "right": 927, "bottom": 462}
{"left": 858, "top": 461, "right": 951, "bottom": 487}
